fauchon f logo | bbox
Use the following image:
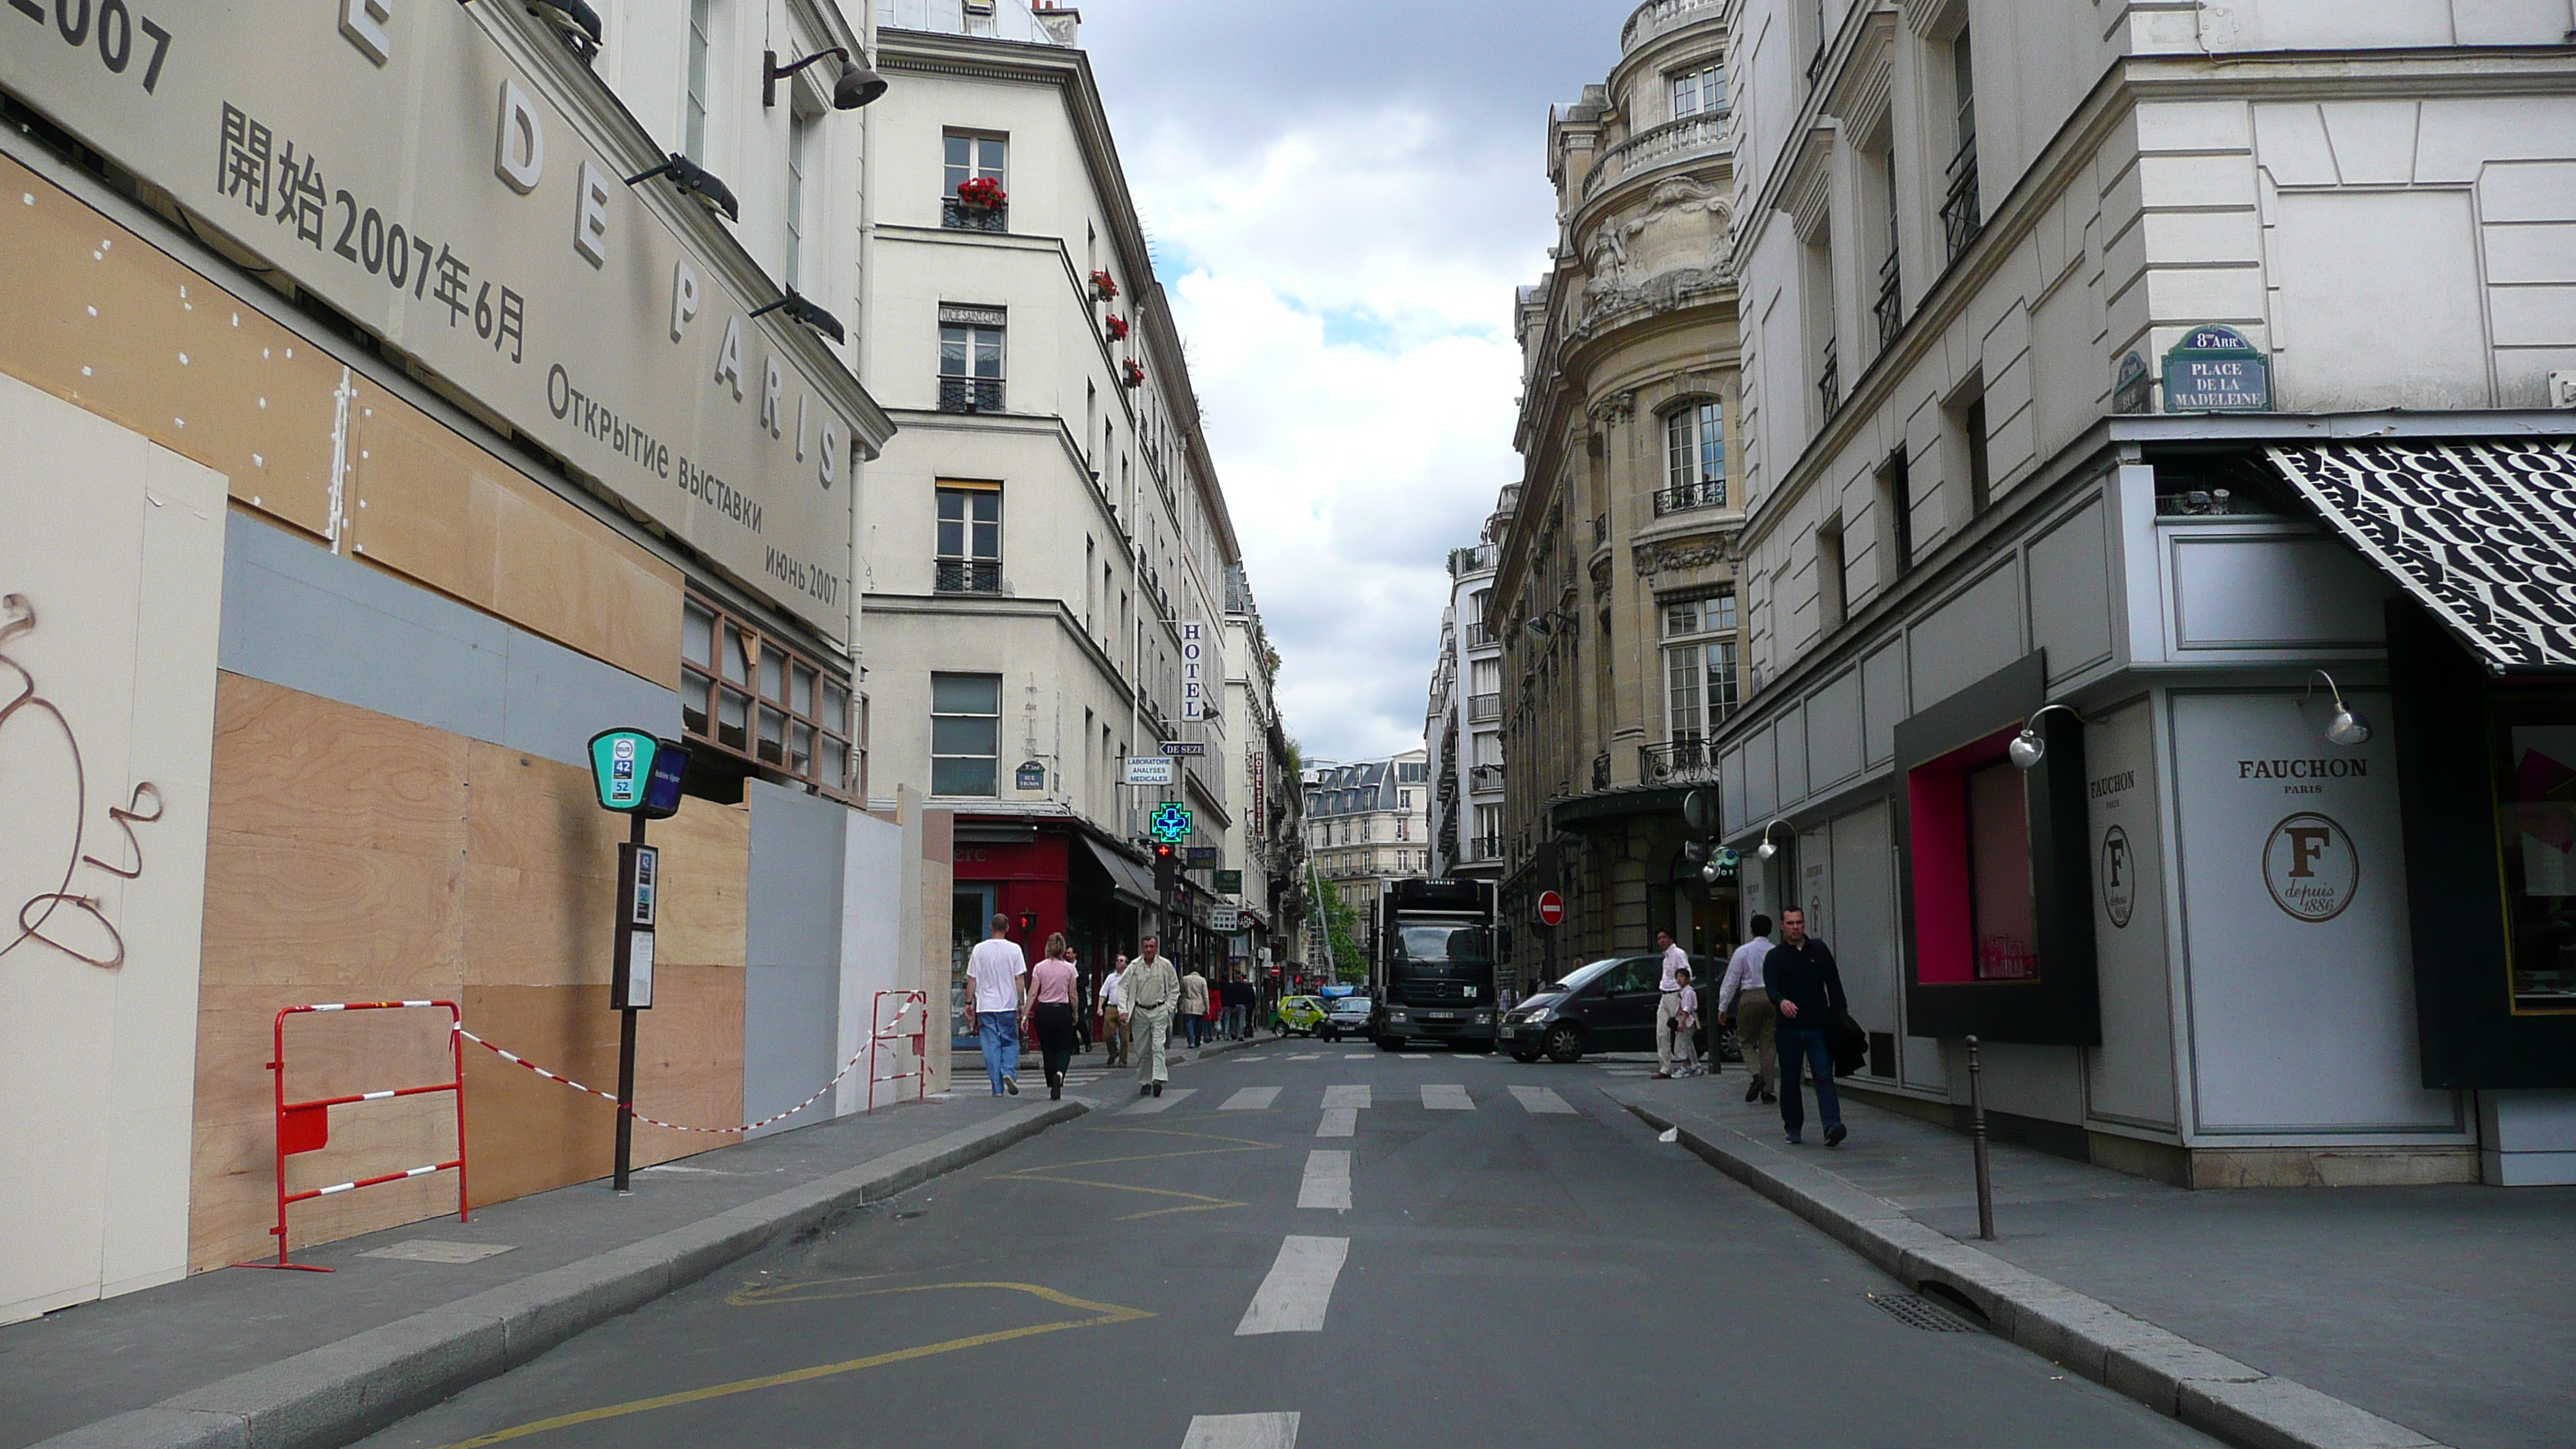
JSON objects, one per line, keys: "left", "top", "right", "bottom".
{"left": 2263, "top": 811, "right": 2358, "bottom": 923}
{"left": 2098, "top": 824, "right": 2135, "bottom": 929}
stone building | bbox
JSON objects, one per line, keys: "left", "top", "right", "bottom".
{"left": 1714, "top": 0, "right": 2576, "bottom": 1186}
{"left": 1490, "top": 0, "right": 1746, "bottom": 994}
{"left": 1305, "top": 753, "right": 1434, "bottom": 937}
{"left": 1425, "top": 535, "right": 1507, "bottom": 886}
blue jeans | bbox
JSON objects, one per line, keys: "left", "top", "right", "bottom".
{"left": 975, "top": 1012, "right": 1021, "bottom": 1094}
{"left": 1774, "top": 1026, "right": 1841, "bottom": 1139}
{"left": 1184, "top": 1015, "right": 1204, "bottom": 1047}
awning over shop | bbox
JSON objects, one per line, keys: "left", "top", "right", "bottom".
{"left": 1075, "top": 836, "right": 1160, "bottom": 907}
{"left": 2266, "top": 440, "right": 2576, "bottom": 670}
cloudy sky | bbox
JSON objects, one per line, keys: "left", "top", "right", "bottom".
{"left": 1074, "top": 0, "right": 1636, "bottom": 765}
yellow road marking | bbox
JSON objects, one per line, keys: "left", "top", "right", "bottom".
{"left": 429, "top": 1283, "right": 1150, "bottom": 1449}
{"left": 725, "top": 1253, "right": 1002, "bottom": 1307}
{"left": 995, "top": 1170, "right": 1249, "bottom": 1218}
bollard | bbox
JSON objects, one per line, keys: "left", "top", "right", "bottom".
{"left": 1966, "top": 1034, "right": 1995, "bottom": 1241}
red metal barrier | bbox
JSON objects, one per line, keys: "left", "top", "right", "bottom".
{"left": 867, "top": 989, "right": 929, "bottom": 1111}
{"left": 237, "top": 1001, "right": 469, "bottom": 1271}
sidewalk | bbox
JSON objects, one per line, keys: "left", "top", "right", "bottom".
{"left": 1606, "top": 1072, "right": 2575, "bottom": 1449}
{"left": 2, "top": 1091, "right": 1084, "bottom": 1449}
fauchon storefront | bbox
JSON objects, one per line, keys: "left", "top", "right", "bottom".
{"left": 1721, "top": 423, "right": 2576, "bottom": 1190}
{"left": 0, "top": 3, "right": 895, "bottom": 1321}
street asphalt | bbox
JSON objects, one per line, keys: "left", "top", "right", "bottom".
{"left": 346, "top": 1046, "right": 2220, "bottom": 1449}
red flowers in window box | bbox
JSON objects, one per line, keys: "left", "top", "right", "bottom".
{"left": 1091, "top": 269, "right": 1119, "bottom": 300}
{"left": 954, "top": 176, "right": 1007, "bottom": 209}
{"left": 1105, "top": 313, "right": 1130, "bottom": 341}
{"left": 1122, "top": 358, "right": 1145, "bottom": 389}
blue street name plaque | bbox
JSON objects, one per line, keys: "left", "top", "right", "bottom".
{"left": 2160, "top": 325, "right": 2269, "bottom": 412}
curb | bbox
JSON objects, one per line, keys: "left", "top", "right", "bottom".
{"left": 36, "top": 1100, "right": 1087, "bottom": 1449}
{"left": 1615, "top": 1095, "right": 2451, "bottom": 1449}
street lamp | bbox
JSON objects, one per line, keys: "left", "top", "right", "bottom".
{"left": 2303, "top": 670, "right": 2373, "bottom": 748}
{"left": 2006, "top": 704, "right": 2089, "bottom": 770}
{"left": 1754, "top": 819, "right": 1790, "bottom": 861}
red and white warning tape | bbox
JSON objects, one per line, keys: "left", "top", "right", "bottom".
{"left": 454, "top": 1026, "right": 875, "bottom": 1135}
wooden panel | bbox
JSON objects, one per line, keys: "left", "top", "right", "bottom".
{"left": 464, "top": 862, "right": 615, "bottom": 988}
{"left": 0, "top": 154, "right": 340, "bottom": 538}
{"left": 489, "top": 481, "right": 684, "bottom": 690}
{"left": 653, "top": 799, "right": 752, "bottom": 968}
{"left": 631, "top": 964, "right": 746, "bottom": 1160}
{"left": 462, "top": 742, "right": 622, "bottom": 879}
{"left": 341, "top": 392, "right": 507, "bottom": 611}
{"left": 209, "top": 674, "right": 471, "bottom": 858}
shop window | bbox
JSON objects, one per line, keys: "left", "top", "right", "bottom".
{"left": 2499, "top": 714, "right": 2576, "bottom": 1012}
{"left": 680, "top": 592, "right": 856, "bottom": 799}
{"left": 931, "top": 672, "right": 1002, "bottom": 796}
{"left": 1965, "top": 759, "right": 2038, "bottom": 980}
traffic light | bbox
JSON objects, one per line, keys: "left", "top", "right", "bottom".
{"left": 1152, "top": 841, "right": 1177, "bottom": 898}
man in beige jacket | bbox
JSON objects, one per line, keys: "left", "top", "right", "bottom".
{"left": 1125, "top": 937, "right": 1181, "bottom": 1098}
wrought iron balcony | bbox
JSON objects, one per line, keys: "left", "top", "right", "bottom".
{"left": 937, "top": 375, "right": 1005, "bottom": 413}
{"left": 1816, "top": 335, "right": 1840, "bottom": 420}
{"left": 1941, "top": 137, "right": 1982, "bottom": 262}
{"left": 1875, "top": 248, "right": 1903, "bottom": 354}
{"left": 1591, "top": 512, "right": 1609, "bottom": 549}
{"left": 1652, "top": 478, "right": 1726, "bottom": 516}
{"left": 933, "top": 559, "right": 1004, "bottom": 594}
{"left": 1469, "top": 763, "right": 1506, "bottom": 793}
{"left": 1591, "top": 752, "right": 1612, "bottom": 792}
{"left": 941, "top": 197, "right": 1009, "bottom": 232}
{"left": 1464, "top": 836, "right": 1504, "bottom": 862}
{"left": 1468, "top": 692, "right": 1502, "bottom": 723}
{"left": 1639, "top": 738, "right": 1721, "bottom": 786}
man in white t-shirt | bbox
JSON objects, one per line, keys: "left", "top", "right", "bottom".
{"left": 964, "top": 913, "right": 1029, "bottom": 1096}
{"left": 1653, "top": 930, "right": 1697, "bottom": 1078}
{"left": 1098, "top": 954, "right": 1131, "bottom": 1067}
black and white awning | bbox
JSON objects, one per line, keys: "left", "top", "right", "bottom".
{"left": 2266, "top": 440, "right": 2576, "bottom": 670}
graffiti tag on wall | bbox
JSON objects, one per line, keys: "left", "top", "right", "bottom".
{"left": 0, "top": 594, "right": 159, "bottom": 969}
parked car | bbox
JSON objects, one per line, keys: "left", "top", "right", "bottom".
{"left": 1499, "top": 954, "right": 1728, "bottom": 1064}
{"left": 1274, "top": 995, "right": 1328, "bottom": 1036}
{"left": 1318, "top": 995, "right": 1373, "bottom": 1042}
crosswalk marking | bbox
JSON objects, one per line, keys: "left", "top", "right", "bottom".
{"left": 1317, "top": 1107, "right": 1356, "bottom": 1138}
{"left": 1288, "top": 1053, "right": 1321, "bottom": 1060}
{"left": 1509, "top": 1084, "right": 1577, "bottom": 1115}
{"left": 1233, "top": 1055, "right": 1269, "bottom": 1063}
{"left": 1236, "top": 1235, "right": 1349, "bottom": 1335}
{"left": 1421, "top": 1084, "right": 1474, "bottom": 1111}
{"left": 1221, "top": 1086, "right": 1280, "bottom": 1111}
{"left": 1321, "top": 1084, "right": 1371, "bottom": 1109}
{"left": 1120, "top": 1087, "right": 1197, "bottom": 1115}
{"left": 1297, "top": 1149, "right": 1351, "bottom": 1210}
{"left": 1401, "top": 1053, "right": 1432, "bottom": 1060}
{"left": 1344, "top": 1052, "right": 1371, "bottom": 1060}
{"left": 1182, "top": 1413, "right": 1300, "bottom": 1449}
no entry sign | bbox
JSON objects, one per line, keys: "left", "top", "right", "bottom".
{"left": 1536, "top": 891, "right": 1565, "bottom": 927}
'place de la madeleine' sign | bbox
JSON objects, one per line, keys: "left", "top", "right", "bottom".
{"left": 0, "top": 1, "right": 866, "bottom": 639}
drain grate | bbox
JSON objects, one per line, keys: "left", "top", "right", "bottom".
{"left": 1869, "top": 1292, "right": 1980, "bottom": 1332}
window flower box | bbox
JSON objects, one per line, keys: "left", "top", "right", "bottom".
{"left": 954, "top": 176, "right": 1006, "bottom": 210}
{"left": 1122, "top": 358, "right": 1144, "bottom": 389}
{"left": 1105, "top": 313, "right": 1129, "bottom": 341}
{"left": 1090, "top": 269, "right": 1119, "bottom": 300}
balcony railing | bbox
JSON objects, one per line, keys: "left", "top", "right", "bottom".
{"left": 1816, "top": 335, "right": 1840, "bottom": 420}
{"left": 1941, "top": 136, "right": 1982, "bottom": 262}
{"left": 1469, "top": 763, "right": 1506, "bottom": 793}
{"left": 1468, "top": 692, "right": 1502, "bottom": 723}
{"left": 937, "top": 375, "right": 1005, "bottom": 413}
{"left": 941, "top": 197, "right": 1009, "bottom": 232}
{"left": 1463, "top": 623, "right": 1495, "bottom": 648}
{"left": 1581, "top": 112, "right": 1728, "bottom": 201}
{"left": 934, "top": 559, "right": 1004, "bottom": 594}
{"left": 1619, "top": 0, "right": 1720, "bottom": 52}
{"left": 1591, "top": 512, "right": 1609, "bottom": 549}
{"left": 1874, "top": 248, "right": 1903, "bottom": 354}
{"left": 1591, "top": 752, "right": 1612, "bottom": 792}
{"left": 1639, "top": 738, "right": 1721, "bottom": 786}
{"left": 1464, "top": 836, "right": 1505, "bottom": 862}
{"left": 1447, "top": 543, "right": 1497, "bottom": 577}
{"left": 1652, "top": 478, "right": 1726, "bottom": 516}
{"left": 879, "top": 0, "right": 1076, "bottom": 45}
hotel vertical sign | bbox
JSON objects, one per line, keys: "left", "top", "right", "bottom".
{"left": 0, "top": 1, "right": 860, "bottom": 639}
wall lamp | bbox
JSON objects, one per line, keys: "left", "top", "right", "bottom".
{"left": 748, "top": 289, "right": 846, "bottom": 344}
{"left": 523, "top": 1, "right": 604, "bottom": 60}
{"left": 1754, "top": 819, "right": 1790, "bottom": 861}
{"left": 626, "top": 153, "right": 739, "bottom": 222}
{"left": 2303, "top": 670, "right": 2374, "bottom": 748}
{"left": 764, "top": 46, "right": 888, "bottom": 110}
{"left": 1523, "top": 608, "right": 1572, "bottom": 639}
{"left": 2006, "top": 704, "right": 2088, "bottom": 770}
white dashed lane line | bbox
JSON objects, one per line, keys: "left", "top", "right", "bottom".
{"left": 1421, "top": 1084, "right": 1475, "bottom": 1111}
{"left": 1220, "top": 1087, "right": 1280, "bottom": 1111}
{"left": 1235, "top": 1235, "right": 1350, "bottom": 1335}
{"left": 1120, "top": 1087, "right": 1197, "bottom": 1115}
{"left": 1297, "top": 1149, "right": 1352, "bottom": 1210}
{"left": 1321, "top": 1084, "right": 1371, "bottom": 1109}
{"left": 1509, "top": 1084, "right": 1577, "bottom": 1114}
{"left": 1182, "top": 1413, "right": 1300, "bottom": 1448}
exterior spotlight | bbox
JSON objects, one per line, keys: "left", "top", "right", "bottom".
{"left": 1524, "top": 614, "right": 1551, "bottom": 638}
{"left": 2006, "top": 704, "right": 2088, "bottom": 771}
{"left": 1754, "top": 819, "right": 1790, "bottom": 861}
{"left": 1701, "top": 858, "right": 1724, "bottom": 884}
{"left": 749, "top": 289, "right": 846, "bottom": 344}
{"left": 626, "top": 154, "right": 740, "bottom": 222}
{"left": 2304, "top": 670, "right": 2373, "bottom": 748}
{"left": 764, "top": 46, "right": 888, "bottom": 110}
{"left": 526, "top": 1, "right": 604, "bottom": 60}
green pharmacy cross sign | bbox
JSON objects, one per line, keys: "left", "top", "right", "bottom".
{"left": 1149, "top": 803, "right": 1194, "bottom": 844}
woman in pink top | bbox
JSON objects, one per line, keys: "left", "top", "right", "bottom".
{"left": 1028, "top": 933, "right": 1082, "bottom": 1100}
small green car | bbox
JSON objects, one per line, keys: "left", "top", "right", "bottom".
{"left": 1274, "top": 995, "right": 1327, "bottom": 1036}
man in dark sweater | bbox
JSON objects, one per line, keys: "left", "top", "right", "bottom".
{"left": 1762, "top": 906, "right": 1848, "bottom": 1147}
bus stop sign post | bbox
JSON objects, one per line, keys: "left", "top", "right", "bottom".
{"left": 587, "top": 729, "right": 687, "bottom": 1194}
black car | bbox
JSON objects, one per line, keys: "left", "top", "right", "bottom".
{"left": 1318, "top": 995, "right": 1373, "bottom": 1042}
{"left": 1500, "top": 954, "right": 1730, "bottom": 1064}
